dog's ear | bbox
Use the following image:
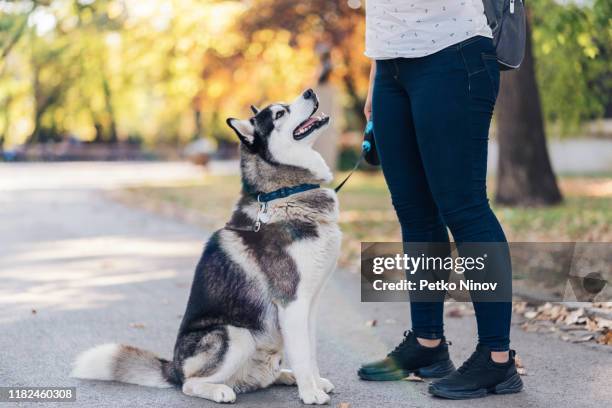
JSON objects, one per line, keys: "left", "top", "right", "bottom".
{"left": 250, "top": 105, "right": 260, "bottom": 115}
{"left": 227, "top": 118, "right": 255, "bottom": 149}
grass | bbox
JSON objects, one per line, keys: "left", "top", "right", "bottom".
{"left": 118, "top": 171, "right": 612, "bottom": 268}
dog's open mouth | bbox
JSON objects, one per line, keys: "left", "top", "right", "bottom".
{"left": 293, "top": 112, "right": 330, "bottom": 140}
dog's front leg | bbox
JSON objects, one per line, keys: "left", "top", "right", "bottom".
{"left": 279, "top": 299, "right": 330, "bottom": 405}
{"left": 308, "top": 292, "right": 334, "bottom": 394}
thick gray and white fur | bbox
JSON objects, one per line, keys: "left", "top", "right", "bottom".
{"left": 71, "top": 90, "right": 342, "bottom": 405}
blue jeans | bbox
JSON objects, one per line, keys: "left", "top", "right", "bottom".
{"left": 372, "top": 36, "right": 511, "bottom": 351}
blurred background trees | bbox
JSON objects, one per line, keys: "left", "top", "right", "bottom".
{"left": 2, "top": 0, "right": 606, "bottom": 148}
{"left": 0, "top": 0, "right": 610, "bottom": 204}
{"left": 495, "top": 0, "right": 610, "bottom": 206}
{"left": 530, "top": 0, "right": 611, "bottom": 134}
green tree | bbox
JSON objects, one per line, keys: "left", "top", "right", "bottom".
{"left": 531, "top": 0, "right": 612, "bottom": 133}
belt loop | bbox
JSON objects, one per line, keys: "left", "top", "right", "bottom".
{"left": 392, "top": 60, "right": 400, "bottom": 80}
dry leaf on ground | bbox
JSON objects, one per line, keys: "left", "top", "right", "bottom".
{"left": 573, "top": 334, "right": 594, "bottom": 343}
{"left": 403, "top": 373, "right": 424, "bottom": 382}
{"left": 129, "top": 322, "right": 146, "bottom": 329}
{"left": 597, "top": 331, "right": 612, "bottom": 345}
{"left": 596, "top": 318, "right": 612, "bottom": 330}
{"left": 516, "top": 302, "right": 612, "bottom": 346}
{"left": 515, "top": 355, "right": 527, "bottom": 376}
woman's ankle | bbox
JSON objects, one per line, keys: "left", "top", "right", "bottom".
{"left": 417, "top": 337, "right": 442, "bottom": 348}
{"left": 490, "top": 350, "right": 510, "bottom": 363}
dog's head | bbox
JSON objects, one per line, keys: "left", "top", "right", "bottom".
{"left": 227, "top": 89, "right": 332, "bottom": 192}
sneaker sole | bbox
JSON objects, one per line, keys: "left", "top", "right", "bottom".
{"left": 428, "top": 372, "right": 523, "bottom": 399}
{"left": 358, "top": 359, "right": 455, "bottom": 381}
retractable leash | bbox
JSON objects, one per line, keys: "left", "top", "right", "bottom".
{"left": 334, "top": 119, "right": 378, "bottom": 193}
{"left": 225, "top": 120, "right": 378, "bottom": 232}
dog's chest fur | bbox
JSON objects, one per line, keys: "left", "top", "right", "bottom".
{"left": 224, "top": 188, "right": 341, "bottom": 304}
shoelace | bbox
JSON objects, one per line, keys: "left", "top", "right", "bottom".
{"left": 388, "top": 331, "right": 412, "bottom": 356}
{"left": 457, "top": 349, "right": 482, "bottom": 374}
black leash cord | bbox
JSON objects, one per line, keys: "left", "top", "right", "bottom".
{"left": 334, "top": 149, "right": 366, "bottom": 193}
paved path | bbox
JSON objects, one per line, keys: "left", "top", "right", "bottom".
{"left": 0, "top": 162, "right": 610, "bottom": 408}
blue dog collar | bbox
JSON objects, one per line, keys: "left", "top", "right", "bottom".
{"left": 255, "top": 183, "right": 320, "bottom": 203}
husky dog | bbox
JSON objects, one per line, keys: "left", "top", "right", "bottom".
{"left": 71, "top": 89, "right": 342, "bottom": 405}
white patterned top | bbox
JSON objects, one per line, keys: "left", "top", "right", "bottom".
{"left": 365, "top": 0, "right": 492, "bottom": 59}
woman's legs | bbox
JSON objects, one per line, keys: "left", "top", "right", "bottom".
{"left": 372, "top": 60, "right": 449, "bottom": 342}
{"left": 362, "top": 37, "right": 521, "bottom": 396}
{"left": 406, "top": 37, "right": 511, "bottom": 352}
{"left": 374, "top": 35, "right": 512, "bottom": 353}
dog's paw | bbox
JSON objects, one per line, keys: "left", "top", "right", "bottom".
{"left": 183, "top": 381, "right": 236, "bottom": 404}
{"left": 275, "top": 369, "right": 297, "bottom": 386}
{"left": 318, "top": 378, "right": 335, "bottom": 393}
{"left": 299, "top": 388, "right": 330, "bottom": 405}
{"left": 212, "top": 385, "right": 236, "bottom": 404}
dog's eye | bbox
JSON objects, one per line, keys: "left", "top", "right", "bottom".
{"left": 275, "top": 111, "right": 285, "bottom": 120}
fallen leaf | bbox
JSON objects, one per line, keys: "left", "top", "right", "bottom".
{"left": 514, "top": 355, "right": 527, "bottom": 375}
{"left": 560, "top": 325, "right": 588, "bottom": 332}
{"left": 596, "top": 331, "right": 612, "bottom": 345}
{"left": 129, "top": 323, "right": 146, "bottom": 329}
{"left": 596, "top": 318, "right": 612, "bottom": 330}
{"left": 365, "top": 319, "right": 377, "bottom": 327}
{"left": 403, "top": 373, "right": 424, "bottom": 382}
{"left": 512, "top": 302, "right": 527, "bottom": 314}
{"left": 586, "top": 318, "right": 600, "bottom": 332}
{"left": 524, "top": 311, "right": 538, "bottom": 319}
{"left": 521, "top": 323, "right": 538, "bottom": 333}
{"left": 338, "top": 403, "right": 351, "bottom": 408}
{"left": 564, "top": 309, "right": 585, "bottom": 325}
{"left": 539, "top": 302, "right": 553, "bottom": 311}
{"left": 572, "top": 334, "right": 594, "bottom": 343}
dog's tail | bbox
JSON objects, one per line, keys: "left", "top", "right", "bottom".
{"left": 71, "top": 343, "right": 180, "bottom": 388}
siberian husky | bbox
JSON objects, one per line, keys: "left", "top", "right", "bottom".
{"left": 71, "top": 89, "right": 342, "bottom": 405}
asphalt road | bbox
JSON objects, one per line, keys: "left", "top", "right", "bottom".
{"left": 1, "top": 162, "right": 610, "bottom": 408}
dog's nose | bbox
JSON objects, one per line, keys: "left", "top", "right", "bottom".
{"left": 302, "top": 89, "right": 314, "bottom": 99}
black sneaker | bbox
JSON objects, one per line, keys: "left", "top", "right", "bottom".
{"left": 358, "top": 331, "right": 455, "bottom": 381}
{"left": 428, "top": 344, "right": 523, "bottom": 399}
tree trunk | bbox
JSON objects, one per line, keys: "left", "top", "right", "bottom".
{"left": 0, "top": 96, "right": 11, "bottom": 152}
{"left": 495, "top": 13, "right": 562, "bottom": 206}
{"left": 312, "top": 46, "right": 340, "bottom": 170}
{"left": 27, "top": 64, "right": 62, "bottom": 145}
{"left": 102, "top": 76, "right": 118, "bottom": 143}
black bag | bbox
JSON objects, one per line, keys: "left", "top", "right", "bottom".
{"left": 482, "top": 0, "right": 527, "bottom": 70}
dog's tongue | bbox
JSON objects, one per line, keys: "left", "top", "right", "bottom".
{"left": 296, "top": 117, "right": 318, "bottom": 132}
